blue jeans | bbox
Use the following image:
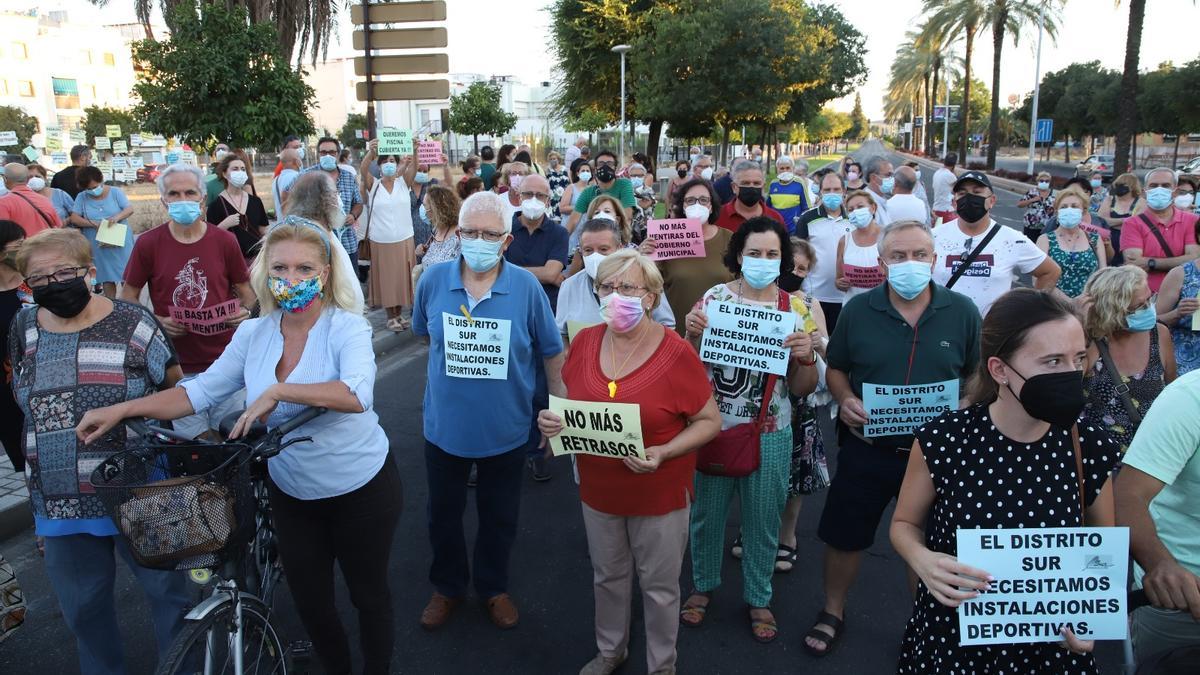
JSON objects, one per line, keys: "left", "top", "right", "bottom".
{"left": 42, "top": 533, "right": 191, "bottom": 675}
{"left": 425, "top": 441, "right": 525, "bottom": 599}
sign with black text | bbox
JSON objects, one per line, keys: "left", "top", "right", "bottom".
{"left": 699, "top": 301, "right": 792, "bottom": 375}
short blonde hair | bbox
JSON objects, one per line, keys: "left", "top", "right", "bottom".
{"left": 17, "top": 228, "right": 91, "bottom": 275}
{"left": 1054, "top": 186, "right": 1090, "bottom": 210}
{"left": 594, "top": 249, "right": 664, "bottom": 310}
{"left": 586, "top": 194, "right": 631, "bottom": 244}
{"left": 1083, "top": 266, "right": 1148, "bottom": 338}
{"left": 1037, "top": 171, "right": 1052, "bottom": 181}
{"left": 250, "top": 219, "right": 359, "bottom": 313}
{"left": 1112, "top": 172, "right": 1142, "bottom": 199}
{"left": 844, "top": 189, "right": 875, "bottom": 211}
{"left": 498, "top": 161, "right": 528, "bottom": 188}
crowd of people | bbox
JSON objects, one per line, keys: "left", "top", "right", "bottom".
{"left": 0, "top": 135, "right": 1198, "bottom": 675}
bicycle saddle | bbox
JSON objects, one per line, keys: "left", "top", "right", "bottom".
{"left": 218, "top": 410, "right": 269, "bottom": 443}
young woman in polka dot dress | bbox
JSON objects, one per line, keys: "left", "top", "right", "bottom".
{"left": 890, "top": 289, "right": 1121, "bottom": 674}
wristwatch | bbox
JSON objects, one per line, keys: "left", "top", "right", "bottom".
{"left": 1147, "top": 258, "right": 1158, "bottom": 271}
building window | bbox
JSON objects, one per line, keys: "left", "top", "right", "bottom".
{"left": 103, "top": 52, "right": 115, "bottom": 66}
{"left": 18, "top": 81, "right": 34, "bottom": 97}
{"left": 11, "top": 42, "right": 27, "bottom": 60}
{"left": 52, "top": 77, "right": 80, "bottom": 109}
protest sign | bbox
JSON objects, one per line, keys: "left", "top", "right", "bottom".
{"left": 112, "top": 156, "right": 128, "bottom": 170}
{"left": 957, "top": 527, "right": 1129, "bottom": 646}
{"left": 21, "top": 146, "right": 38, "bottom": 162}
{"left": 377, "top": 128, "right": 413, "bottom": 155}
{"left": 51, "top": 152, "right": 68, "bottom": 165}
{"left": 0, "top": 131, "right": 17, "bottom": 147}
{"left": 105, "top": 124, "right": 122, "bottom": 138}
{"left": 129, "top": 156, "right": 144, "bottom": 169}
{"left": 69, "top": 129, "right": 86, "bottom": 143}
{"left": 166, "top": 151, "right": 180, "bottom": 164}
{"left": 417, "top": 140, "right": 443, "bottom": 165}
{"left": 113, "top": 140, "right": 128, "bottom": 154}
{"left": 95, "top": 220, "right": 128, "bottom": 247}
{"left": 169, "top": 299, "right": 240, "bottom": 336}
{"left": 548, "top": 395, "right": 646, "bottom": 460}
{"left": 130, "top": 133, "right": 143, "bottom": 146}
{"left": 699, "top": 301, "right": 792, "bottom": 376}
{"left": 647, "top": 219, "right": 705, "bottom": 261}
{"left": 842, "top": 263, "right": 885, "bottom": 290}
{"left": 442, "top": 312, "right": 511, "bottom": 380}
{"left": 180, "top": 150, "right": 197, "bottom": 165}
{"left": 46, "top": 135, "right": 62, "bottom": 151}
{"left": 94, "top": 137, "right": 111, "bottom": 150}
{"left": 862, "top": 379, "right": 959, "bottom": 437}
{"left": 566, "top": 320, "right": 598, "bottom": 344}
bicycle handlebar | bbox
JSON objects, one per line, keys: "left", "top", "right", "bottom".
{"left": 272, "top": 406, "right": 327, "bottom": 436}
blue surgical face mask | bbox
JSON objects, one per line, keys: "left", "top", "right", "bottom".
{"left": 88, "top": 185, "right": 105, "bottom": 197}
{"left": 319, "top": 155, "right": 337, "bottom": 171}
{"left": 881, "top": 176, "right": 895, "bottom": 195}
{"left": 1037, "top": 181, "right": 1051, "bottom": 191}
{"left": 848, "top": 207, "right": 873, "bottom": 229}
{"left": 414, "top": 172, "right": 431, "bottom": 184}
{"left": 460, "top": 237, "right": 504, "bottom": 273}
{"left": 887, "top": 260, "right": 932, "bottom": 300}
{"left": 821, "top": 192, "right": 843, "bottom": 212}
{"left": 1126, "top": 304, "right": 1157, "bottom": 332}
{"left": 168, "top": 200, "right": 202, "bottom": 225}
{"left": 1146, "top": 186, "right": 1174, "bottom": 210}
{"left": 380, "top": 162, "right": 397, "bottom": 177}
{"left": 1057, "top": 207, "right": 1083, "bottom": 229}
{"left": 1090, "top": 179, "right": 1102, "bottom": 189}
{"left": 740, "top": 255, "right": 781, "bottom": 290}
{"left": 419, "top": 204, "right": 428, "bottom": 223}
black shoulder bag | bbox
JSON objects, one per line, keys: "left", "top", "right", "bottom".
{"left": 1094, "top": 337, "right": 1143, "bottom": 426}
{"left": 1137, "top": 214, "right": 1176, "bottom": 258}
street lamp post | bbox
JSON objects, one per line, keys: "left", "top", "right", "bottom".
{"left": 942, "top": 61, "right": 950, "bottom": 159}
{"left": 1026, "top": 1, "right": 1046, "bottom": 175}
{"left": 612, "top": 44, "right": 632, "bottom": 165}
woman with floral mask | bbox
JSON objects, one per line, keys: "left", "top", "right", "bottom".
{"left": 1080, "top": 266, "right": 1176, "bottom": 454}
{"left": 834, "top": 190, "right": 885, "bottom": 299}
{"left": 539, "top": 249, "right": 721, "bottom": 675}
{"left": 680, "top": 216, "right": 819, "bottom": 644}
{"left": 67, "top": 166, "right": 133, "bottom": 298}
{"left": 1036, "top": 187, "right": 1106, "bottom": 297}
{"left": 891, "top": 288, "right": 1120, "bottom": 673}
{"left": 77, "top": 219, "right": 400, "bottom": 675}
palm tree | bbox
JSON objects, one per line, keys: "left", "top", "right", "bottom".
{"left": 922, "top": 0, "right": 988, "bottom": 162}
{"left": 1113, "top": 0, "right": 1146, "bottom": 173}
{"left": 913, "top": 27, "right": 961, "bottom": 157}
{"left": 982, "top": 1, "right": 1062, "bottom": 170}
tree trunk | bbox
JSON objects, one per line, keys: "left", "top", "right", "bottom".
{"left": 1091, "top": 136, "right": 1097, "bottom": 155}
{"left": 1114, "top": 0, "right": 1146, "bottom": 174}
{"left": 920, "top": 73, "right": 930, "bottom": 154}
{"left": 646, "top": 119, "right": 664, "bottom": 171}
{"left": 959, "top": 25, "right": 975, "bottom": 163}
{"left": 1064, "top": 134, "right": 1070, "bottom": 164}
{"left": 720, "top": 125, "right": 731, "bottom": 166}
{"left": 473, "top": 134, "right": 479, "bottom": 154}
{"left": 1132, "top": 133, "right": 1137, "bottom": 168}
{"left": 1173, "top": 133, "right": 1181, "bottom": 167}
{"left": 986, "top": 6, "right": 1007, "bottom": 170}
{"left": 928, "top": 60, "right": 941, "bottom": 156}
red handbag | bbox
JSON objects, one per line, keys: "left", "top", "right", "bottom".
{"left": 695, "top": 289, "right": 789, "bottom": 477}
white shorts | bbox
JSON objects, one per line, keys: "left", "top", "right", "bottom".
{"left": 173, "top": 377, "right": 247, "bottom": 439}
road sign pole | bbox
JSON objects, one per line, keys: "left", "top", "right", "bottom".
{"left": 1026, "top": 1, "right": 1045, "bottom": 175}
{"left": 942, "top": 63, "right": 950, "bottom": 159}
{"left": 363, "top": 2, "right": 375, "bottom": 139}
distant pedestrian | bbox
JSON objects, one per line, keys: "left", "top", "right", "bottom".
{"left": 0, "top": 163, "right": 62, "bottom": 235}
{"left": 1016, "top": 171, "right": 1056, "bottom": 241}
{"left": 50, "top": 145, "right": 91, "bottom": 199}
{"left": 930, "top": 153, "right": 958, "bottom": 224}
{"left": 67, "top": 166, "right": 133, "bottom": 298}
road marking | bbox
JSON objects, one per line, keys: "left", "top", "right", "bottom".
{"left": 376, "top": 339, "right": 428, "bottom": 379}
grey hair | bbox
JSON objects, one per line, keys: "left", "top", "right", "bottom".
{"left": 1146, "top": 166, "right": 1177, "bottom": 187}
{"left": 776, "top": 156, "right": 794, "bottom": 168}
{"left": 284, "top": 171, "right": 345, "bottom": 231}
{"left": 817, "top": 170, "right": 846, "bottom": 190}
{"left": 580, "top": 217, "right": 623, "bottom": 246}
{"left": 460, "top": 191, "right": 511, "bottom": 234}
{"left": 795, "top": 158, "right": 809, "bottom": 171}
{"left": 156, "top": 163, "right": 206, "bottom": 197}
{"left": 894, "top": 167, "right": 918, "bottom": 192}
{"left": 279, "top": 148, "right": 300, "bottom": 165}
{"left": 732, "top": 159, "right": 762, "bottom": 179}
{"left": 880, "top": 219, "right": 933, "bottom": 254}
{"left": 865, "top": 155, "right": 891, "bottom": 182}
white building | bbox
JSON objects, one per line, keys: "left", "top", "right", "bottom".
{"left": 304, "top": 57, "right": 364, "bottom": 137}
{"left": 0, "top": 9, "right": 139, "bottom": 145}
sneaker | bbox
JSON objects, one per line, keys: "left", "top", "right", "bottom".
{"left": 579, "top": 651, "right": 628, "bottom": 675}
{"left": 467, "top": 464, "right": 478, "bottom": 488}
{"left": 528, "top": 456, "right": 551, "bottom": 482}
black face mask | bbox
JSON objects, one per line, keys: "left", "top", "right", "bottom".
{"left": 1004, "top": 363, "right": 1086, "bottom": 428}
{"left": 677, "top": 168, "right": 687, "bottom": 178}
{"left": 595, "top": 165, "right": 616, "bottom": 183}
{"left": 32, "top": 276, "right": 92, "bottom": 318}
{"left": 1112, "top": 185, "right": 1131, "bottom": 197}
{"left": 737, "top": 186, "right": 763, "bottom": 207}
{"left": 956, "top": 193, "right": 990, "bottom": 223}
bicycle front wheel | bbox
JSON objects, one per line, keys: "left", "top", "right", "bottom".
{"left": 157, "top": 596, "right": 288, "bottom": 675}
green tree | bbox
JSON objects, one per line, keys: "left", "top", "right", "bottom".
{"left": 945, "top": 76, "right": 991, "bottom": 154}
{"left": 448, "top": 81, "right": 518, "bottom": 153}
{"left": 337, "top": 113, "right": 369, "bottom": 151}
{"left": 562, "top": 107, "right": 611, "bottom": 145}
{"left": 1139, "top": 60, "right": 1200, "bottom": 166}
{"left": 80, "top": 106, "right": 140, "bottom": 147}
{"left": 0, "top": 106, "right": 39, "bottom": 147}
{"left": 847, "top": 94, "right": 870, "bottom": 141}
{"left": 132, "top": 3, "right": 315, "bottom": 152}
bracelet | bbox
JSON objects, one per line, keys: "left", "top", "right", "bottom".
{"left": 795, "top": 354, "right": 817, "bottom": 366}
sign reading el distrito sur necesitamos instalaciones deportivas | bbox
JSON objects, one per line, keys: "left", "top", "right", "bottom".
{"left": 441, "top": 312, "right": 511, "bottom": 380}
{"left": 699, "top": 301, "right": 792, "bottom": 376}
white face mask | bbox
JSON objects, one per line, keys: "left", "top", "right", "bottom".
{"left": 1176, "top": 193, "right": 1196, "bottom": 210}
{"left": 684, "top": 203, "right": 710, "bottom": 222}
{"left": 700, "top": 167, "right": 714, "bottom": 181}
{"left": 27, "top": 177, "right": 46, "bottom": 192}
{"left": 296, "top": 146, "right": 306, "bottom": 160}
{"left": 593, "top": 210, "right": 616, "bottom": 223}
{"left": 777, "top": 171, "right": 795, "bottom": 183}
{"left": 521, "top": 198, "right": 546, "bottom": 220}
{"left": 578, "top": 171, "right": 592, "bottom": 183}
{"left": 583, "top": 251, "right": 606, "bottom": 279}
{"left": 228, "top": 170, "right": 248, "bottom": 187}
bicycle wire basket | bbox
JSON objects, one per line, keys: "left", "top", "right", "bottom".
{"left": 90, "top": 440, "right": 256, "bottom": 571}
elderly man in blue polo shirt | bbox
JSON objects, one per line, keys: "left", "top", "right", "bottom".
{"left": 412, "top": 190, "right": 566, "bottom": 633}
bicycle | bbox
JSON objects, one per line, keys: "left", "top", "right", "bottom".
{"left": 90, "top": 406, "right": 326, "bottom": 675}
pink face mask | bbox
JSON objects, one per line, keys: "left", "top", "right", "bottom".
{"left": 509, "top": 175, "right": 524, "bottom": 190}
{"left": 599, "top": 293, "right": 646, "bottom": 333}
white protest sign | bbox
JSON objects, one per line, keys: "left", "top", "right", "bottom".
{"left": 51, "top": 152, "right": 68, "bottom": 165}
{"left": 699, "top": 300, "right": 792, "bottom": 375}
{"left": 94, "top": 136, "right": 111, "bottom": 150}
{"left": 128, "top": 156, "right": 145, "bottom": 169}
{"left": 130, "top": 133, "right": 143, "bottom": 147}
{"left": 112, "top": 156, "right": 128, "bottom": 170}
{"left": 0, "top": 131, "right": 16, "bottom": 147}
{"left": 113, "top": 140, "right": 128, "bottom": 154}
{"left": 647, "top": 218, "right": 705, "bottom": 261}
{"left": 69, "top": 129, "right": 86, "bottom": 143}
{"left": 548, "top": 396, "right": 646, "bottom": 460}
{"left": 180, "top": 150, "right": 197, "bottom": 165}
{"left": 862, "top": 379, "right": 959, "bottom": 437}
{"left": 442, "top": 312, "right": 511, "bottom": 380}
{"left": 957, "top": 527, "right": 1129, "bottom": 646}
{"left": 377, "top": 128, "right": 413, "bottom": 155}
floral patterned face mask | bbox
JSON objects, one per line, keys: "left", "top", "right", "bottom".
{"left": 268, "top": 275, "right": 323, "bottom": 313}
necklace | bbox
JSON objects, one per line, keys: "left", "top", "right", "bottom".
{"left": 606, "top": 323, "right": 652, "bottom": 398}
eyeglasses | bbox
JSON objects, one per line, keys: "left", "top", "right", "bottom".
{"left": 683, "top": 196, "right": 712, "bottom": 207}
{"left": 597, "top": 282, "right": 650, "bottom": 297}
{"left": 317, "top": 148, "right": 338, "bottom": 156}
{"left": 596, "top": 160, "right": 616, "bottom": 168}
{"left": 25, "top": 265, "right": 88, "bottom": 288}
{"left": 519, "top": 190, "right": 550, "bottom": 201}
{"left": 458, "top": 228, "right": 506, "bottom": 242}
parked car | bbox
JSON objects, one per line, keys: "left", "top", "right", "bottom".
{"left": 1178, "top": 156, "right": 1200, "bottom": 174}
{"left": 136, "top": 163, "right": 162, "bottom": 183}
{"left": 1075, "top": 154, "right": 1115, "bottom": 180}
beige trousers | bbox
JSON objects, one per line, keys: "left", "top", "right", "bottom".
{"left": 581, "top": 502, "right": 691, "bottom": 673}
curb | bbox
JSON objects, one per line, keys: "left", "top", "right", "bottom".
{"left": 895, "top": 151, "right": 1037, "bottom": 195}
{"left": 0, "top": 306, "right": 421, "bottom": 543}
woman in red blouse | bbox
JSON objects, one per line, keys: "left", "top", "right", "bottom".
{"left": 539, "top": 249, "right": 721, "bottom": 675}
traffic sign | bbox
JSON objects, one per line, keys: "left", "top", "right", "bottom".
{"left": 351, "top": 0, "right": 445, "bottom": 24}
{"left": 1035, "top": 118, "right": 1054, "bottom": 143}
{"left": 353, "top": 54, "right": 448, "bottom": 77}
{"left": 913, "top": 116, "right": 924, "bottom": 128}
{"left": 933, "top": 106, "right": 961, "bottom": 123}
{"left": 356, "top": 80, "right": 449, "bottom": 102}
{"left": 352, "top": 27, "right": 447, "bottom": 51}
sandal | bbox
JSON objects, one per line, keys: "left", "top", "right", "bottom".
{"left": 774, "top": 544, "right": 798, "bottom": 574}
{"left": 679, "top": 591, "right": 711, "bottom": 627}
{"left": 730, "top": 535, "right": 744, "bottom": 560}
{"left": 749, "top": 607, "right": 778, "bottom": 643}
{"left": 386, "top": 317, "right": 410, "bottom": 332}
{"left": 803, "top": 610, "right": 845, "bottom": 658}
